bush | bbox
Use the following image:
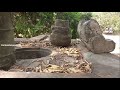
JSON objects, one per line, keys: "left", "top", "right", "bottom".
{"left": 55, "top": 12, "right": 92, "bottom": 39}
{"left": 13, "top": 12, "right": 54, "bottom": 38}
{"left": 92, "top": 12, "right": 120, "bottom": 32}
{"left": 13, "top": 12, "right": 92, "bottom": 38}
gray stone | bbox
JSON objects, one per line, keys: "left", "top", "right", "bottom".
{"left": 14, "top": 35, "right": 48, "bottom": 44}
{"left": 77, "top": 19, "right": 115, "bottom": 53}
{"left": 0, "top": 12, "right": 16, "bottom": 70}
{"left": 14, "top": 38, "right": 29, "bottom": 44}
{"left": 91, "top": 37, "right": 115, "bottom": 53}
{"left": 29, "top": 35, "right": 48, "bottom": 42}
{"left": 50, "top": 19, "right": 71, "bottom": 47}
{"left": 55, "top": 19, "right": 69, "bottom": 28}
{"left": 15, "top": 48, "right": 52, "bottom": 59}
{"left": 82, "top": 52, "right": 120, "bottom": 78}
{"left": 77, "top": 19, "right": 102, "bottom": 42}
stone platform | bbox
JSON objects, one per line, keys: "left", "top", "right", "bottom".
{"left": 0, "top": 34, "right": 119, "bottom": 78}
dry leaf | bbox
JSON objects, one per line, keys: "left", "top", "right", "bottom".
{"left": 67, "top": 67, "right": 81, "bottom": 73}
{"left": 43, "top": 64, "right": 64, "bottom": 73}
{"left": 11, "top": 39, "right": 92, "bottom": 74}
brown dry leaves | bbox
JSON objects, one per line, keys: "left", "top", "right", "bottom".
{"left": 13, "top": 40, "right": 92, "bottom": 74}
{"left": 19, "top": 41, "right": 52, "bottom": 48}
{"left": 56, "top": 47, "right": 83, "bottom": 59}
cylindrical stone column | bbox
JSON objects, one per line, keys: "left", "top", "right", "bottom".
{"left": 0, "top": 12, "right": 16, "bottom": 70}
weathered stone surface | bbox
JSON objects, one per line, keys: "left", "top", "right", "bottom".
{"left": 0, "top": 38, "right": 119, "bottom": 78}
{"left": 77, "top": 19, "right": 115, "bottom": 53}
{"left": 29, "top": 35, "right": 48, "bottom": 42}
{"left": 55, "top": 19, "right": 69, "bottom": 28}
{"left": 82, "top": 52, "right": 120, "bottom": 78}
{"left": 91, "top": 36, "right": 115, "bottom": 53}
{"left": 0, "top": 12, "right": 16, "bottom": 70}
{"left": 50, "top": 19, "right": 71, "bottom": 47}
{"left": 0, "top": 53, "right": 15, "bottom": 70}
{"left": 14, "top": 38, "right": 29, "bottom": 44}
{"left": 15, "top": 48, "right": 51, "bottom": 59}
{"left": 77, "top": 19, "right": 102, "bottom": 42}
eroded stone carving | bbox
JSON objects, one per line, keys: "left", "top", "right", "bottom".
{"left": 50, "top": 19, "right": 71, "bottom": 47}
{"left": 77, "top": 19, "right": 115, "bottom": 54}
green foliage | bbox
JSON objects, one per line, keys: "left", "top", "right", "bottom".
{"left": 13, "top": 12, "right": 92, "bottom": 38}
{"left": 92, "top": 12, "right": 120, "bottom": 32}
{"left": 13, "top": 12, "right": 54, "bottom": 38}
{"left": 55, "top": 12, "right": 92, "bottom": 39}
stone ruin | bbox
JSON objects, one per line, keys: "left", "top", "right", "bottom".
{"left": 77, "top": 19, "right": 115, "bottom": 54}
{"left": 50, "top": 19, "right": 71, "bottom": 47}
{"left": 0, "top": 12, "right": 16, "bottom": 70}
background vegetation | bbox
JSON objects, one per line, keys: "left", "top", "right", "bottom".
{"left": 92, "top": 12, "right": 120, "bottom": 32}
{"left": 13, "top": 12, "right": 120, "bottom": 38}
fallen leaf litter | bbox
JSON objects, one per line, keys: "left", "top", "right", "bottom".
{"left": 10, "top": 40, "right": 92, "bottom": 73}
